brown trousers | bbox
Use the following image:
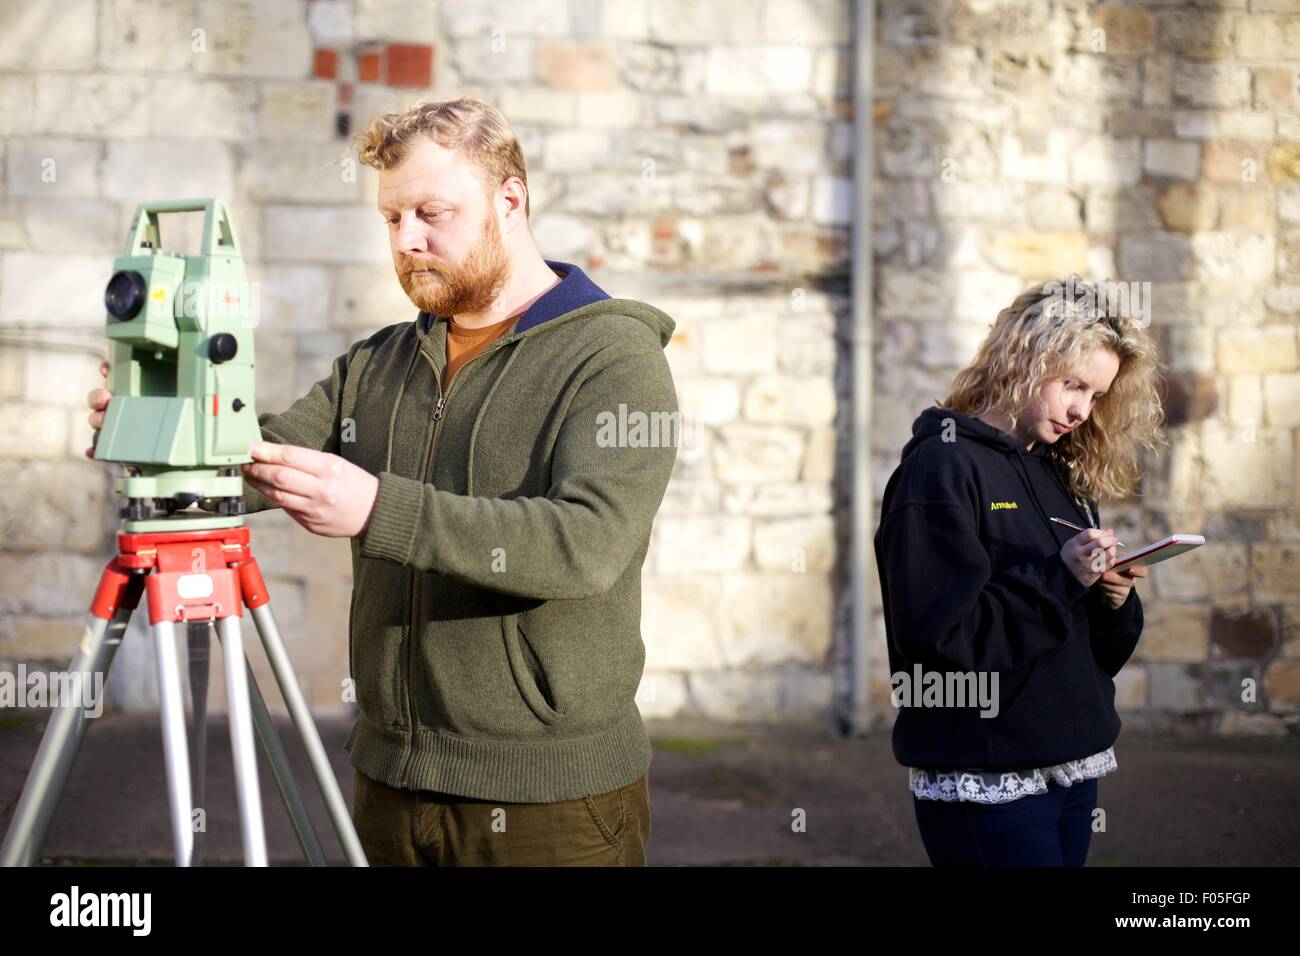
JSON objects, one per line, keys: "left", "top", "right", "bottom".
{"left": 351, "top": 769, "right": 651, "bottom": 866}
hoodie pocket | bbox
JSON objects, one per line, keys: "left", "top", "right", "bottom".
{"left": 347, "top": 563, "right": 412, "bottom": 732}
{"left": 502, "top": 615, "right": 564, "bottom": 725}
{"left": 986, "top": 641, "right": 1113, "bottom": 766}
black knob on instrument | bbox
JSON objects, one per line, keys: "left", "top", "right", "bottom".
{"left": 209, "top": 333, "right": 238, "bottom": 363}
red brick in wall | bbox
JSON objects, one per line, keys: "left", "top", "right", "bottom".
{"left": 385, "top": 43, "right": 433, "bottom": 88}
{"left": 313, "top": 48, "right": 337, "bottom": 80}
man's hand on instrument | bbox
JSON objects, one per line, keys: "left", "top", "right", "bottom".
{"left": 85, "top": 360, "right": 111, "bottom": 459}
{"left": 242, "top": 440, "right": 379, "bottom": 538}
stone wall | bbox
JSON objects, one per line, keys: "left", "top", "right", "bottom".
{"left": 0, "top": 0, "right": 851, "bottom": 719}
{"left": 869, "top": 0, "right": 1300, "bottom": 735}
{"left": 1, "top": 0, "right": 1296, "bottom": 734}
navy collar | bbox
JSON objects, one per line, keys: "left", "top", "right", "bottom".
{"left": 512, "top": 259, "right": 610, "bottom": 333}
{"left": 419, "top": 259, "right": 610, "bottom": 336}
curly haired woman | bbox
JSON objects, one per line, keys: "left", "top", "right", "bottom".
{"left": 873, "top": 275, "right": 1168, "bottom": 867}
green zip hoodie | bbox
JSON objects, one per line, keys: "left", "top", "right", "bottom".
{"left": 241, "top": 281, "right": 679, "bottom": 802}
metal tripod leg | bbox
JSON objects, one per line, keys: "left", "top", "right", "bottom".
{"left": 213, "top": 615, "right": 267, "bottom": 866}
{"left": 244, "top": 661, "right": 327, "bottom": 866}
{"left": 0, "top": 605, "right": 132, "bottom": 866}
{"left": 186, "top": 623, "right": 211, "bottom": 866}
{"left": 125, "top": 614, "right": 330, "bottom": 867}
{"left": 2, "top": 525, "right": 367, "bottom": 867}
{"left": 248, "top": 602, "right": 367, "bottom": 866}
{"left": 153, "top": 619, "right": 196, "bottom": 866}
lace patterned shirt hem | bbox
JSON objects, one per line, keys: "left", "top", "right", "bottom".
{"left": 908, "top": 747, "right": 1118, "bottom": 804}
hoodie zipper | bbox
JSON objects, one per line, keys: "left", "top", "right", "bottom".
{"left": 397, "top": 336, "right": 509, "bottom": 786}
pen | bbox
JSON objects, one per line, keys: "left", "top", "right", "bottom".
{"left": 1050, "top": 516, "right": 1125, "bottom": 548}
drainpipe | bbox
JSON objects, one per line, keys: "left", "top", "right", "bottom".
{"left": 847, "top": 0, "right": 876, "bottom": 736}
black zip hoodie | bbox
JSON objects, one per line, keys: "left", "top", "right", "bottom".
{"left": 873, "top": 406, "right": 1144, "bottom": 771}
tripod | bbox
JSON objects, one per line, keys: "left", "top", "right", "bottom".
{"left": 0, "top": 522, "right": 368, "bottom": 866}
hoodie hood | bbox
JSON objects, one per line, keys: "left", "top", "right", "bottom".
{"left": 898, "top": 405, "right": 1100, "bottom": 540}
{"left": 414, "top": 259, "right": 676, "bottom": 351}
{"left": 384, "top": 260, "right": 676, "bottom": 475}
{"left": 900, "top": 406, "right": 1051, "bottom": 464}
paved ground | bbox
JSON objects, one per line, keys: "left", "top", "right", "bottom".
{"left": 1, "top": 709, "right": 1297, "bottom": 865}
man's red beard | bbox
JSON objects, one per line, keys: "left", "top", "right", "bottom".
{"left": 396, "top": 212, "right": 512, "bottom": 318}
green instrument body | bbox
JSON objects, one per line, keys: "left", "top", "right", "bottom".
{"left": 94, "top": 199, "right": 259, "bottom": 527}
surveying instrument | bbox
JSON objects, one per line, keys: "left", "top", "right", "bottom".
{"left": 0, "top": 200, "right": 367, "bottom": 866}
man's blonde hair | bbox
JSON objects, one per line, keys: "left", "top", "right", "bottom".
{"left": 350, "top": 97, "right": 530, "bottom": 217}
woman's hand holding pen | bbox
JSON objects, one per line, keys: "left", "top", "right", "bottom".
{"left": 1061, "top": 527, "right": 1147, "bottom": 608}
{"left": 1061, "top": 528, "right": 1121, "bottom": 588}
{"left": 1060, "top": 528, "right": 1154, "bottom": 608}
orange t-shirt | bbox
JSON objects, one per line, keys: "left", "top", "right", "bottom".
{"left": 444, "top": 313, "right": 517, "bottom": 391}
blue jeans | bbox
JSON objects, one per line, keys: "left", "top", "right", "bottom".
{"left": 912, "top": 777, "right": 1099, "bottom": 867}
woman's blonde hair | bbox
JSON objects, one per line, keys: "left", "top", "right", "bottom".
{"left": 348, "top": 97, "right": 530, "bottom": 216}
{"left": 938, "top": 274, "right": 1168, "bottom": 503}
